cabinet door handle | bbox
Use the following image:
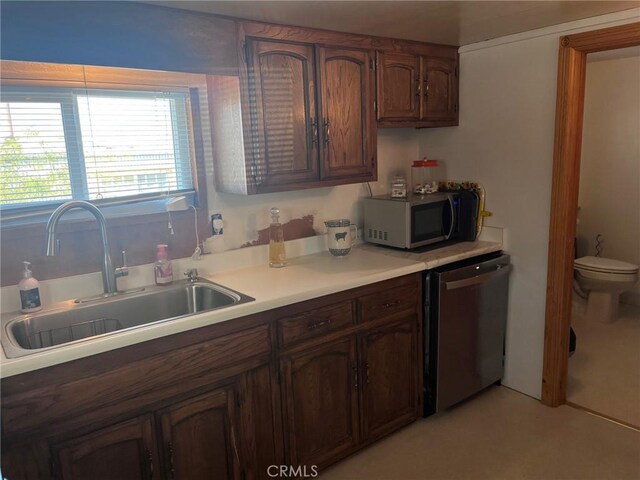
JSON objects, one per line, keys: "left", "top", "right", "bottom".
{"left": 323, "top": 118, "right": 330, "bottom": 144}
{"left": 353, "top": 366, "right": 358, "bottom": 389}
{"left": 145, "top": 448, "right": 154, "bottom": 479}
{"left": 230, "top": 424, "right": 241, "bottom": 465}
{"left": 307, "top": 319, "right": 330, "bottom": 330}
{"left": 382, "top": 300, "right": 400, "bottom": 309}
{"left": 310, "top": 118, "right": 319, "bottom": 146}
{"left": 168, "top": 442, "right": 175, "bottom": 478}
{"left": 415, "top": 78, "right": 421, "bottom": 98}
{"left": 366, "top": 362, "right": 370, "bottom": 384}
{"left": 424, "top": 79, "right": 429, "bottom": 99}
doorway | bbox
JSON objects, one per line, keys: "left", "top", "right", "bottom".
{"left": 541, "top": 22, "right": 640, "bottom": 408}
{"left": 567, "top": 46, "right": 640, "bottom": 428}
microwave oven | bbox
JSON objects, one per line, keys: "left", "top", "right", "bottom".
{"left": 363, "top": 191, "right": 479, "bottom": 249}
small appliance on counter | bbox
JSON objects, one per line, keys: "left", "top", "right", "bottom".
{"left": 363, "top": 189, "right": 479, "bottom": 250}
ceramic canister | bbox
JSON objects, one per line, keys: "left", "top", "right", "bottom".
{"left": 325, "top": 219, "right": 358, "bottom": 256}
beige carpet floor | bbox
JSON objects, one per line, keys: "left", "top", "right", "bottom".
{"left": 568, "top": 298, "right": 640, "bottom": 428}
{"left": 321, "top": 386, "right": 640, "bottom": 480}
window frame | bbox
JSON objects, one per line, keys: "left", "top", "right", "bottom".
{"left": 0, "top": 61, "right": 213, "bottom": 288}
{"left": 1, "top": 85, "right": 197, "bottom": 216}
{"left": 0, "top": 60, "right": 207, "bottom": 222}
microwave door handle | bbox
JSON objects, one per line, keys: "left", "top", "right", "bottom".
{"left": 444, "top": 196, "right": 456, "bottom": 239}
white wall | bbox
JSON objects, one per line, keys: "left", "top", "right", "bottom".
{"left": 416, "top": 9, "right": 640, "bottom": 399}
{"left": 203, "top": 125, "right": 419, "bottom": 252}
{"left": 578, "top": 51, "right": 640, "bottom": 305}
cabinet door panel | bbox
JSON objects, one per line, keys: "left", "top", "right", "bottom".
{"left": 361, "top": 317, "right": 419, "bottom": 441}
{"left": 249, "top": 40, "right": 319, "bottom": 187}
{"left": 54, "top": 415, "right": 157, "bottom": 480}
{"left": 159, "top": 386, "right": 240, "bottom": 480}
{"left": 281, "top": 337, "right": 359, "bottom": 468}
{"left": 377, "top": 52, "right": 421, "bottom": 120}
{"left": 318, "top": 47, "right": 375, "bottom": 181}
{"left": 422, "top": 57, "right": 457, "bottom": 121}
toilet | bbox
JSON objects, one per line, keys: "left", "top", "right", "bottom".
{"left": 574, "top": 256, "right": 639, "bottom": 323}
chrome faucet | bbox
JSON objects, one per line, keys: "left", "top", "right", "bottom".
{"left": 184, "top": 268, "right": 199, "bottom": 283}
{"left": 45, "top": 200, "right": 128, "bottom": 295}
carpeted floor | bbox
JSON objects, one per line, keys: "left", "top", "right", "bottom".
{"left": 321, "top": 386, "right": 640, "bottom": 480}
{"left": 568, "top": 298, "right": 640, "bottom": 428}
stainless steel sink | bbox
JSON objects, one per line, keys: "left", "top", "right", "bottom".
{"left": 1, "top": 279, "right": 254, "bottom": 358}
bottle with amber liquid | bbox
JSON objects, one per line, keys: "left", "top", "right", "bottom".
{"left": 269, "top": 207, "right": 286, "bottom": 268}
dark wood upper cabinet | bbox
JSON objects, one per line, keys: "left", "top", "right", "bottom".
{"left": 360, "top": 317, "right": 420, "bottom": 441}
{"left": 317, "top": 47, "right": 376, "bottom": 181}
{"left": 211, "top": 33, "right": 377, "bottom": 194}
{"left": 280, "top": 337, "right": 360, "bottom": 468}
{"left": 159, "top": 387, "right": 241, "bottom": 480}
{"left": 53, "top": 415, "right": 158, "bottom": 480}
{"left": 209, "top": 22, "right": 459, "bottom": 193}
{"left": 422, "top": 57, "right": 458, "bottom": 122}
{"left": 376, "top": 52, "right": 459, "bottom": 127}
{"left": 376, "top": 51, "right": 421, "bottom": 121}
{"left": 248, "top": 40, "right": 319, "bottom": 189}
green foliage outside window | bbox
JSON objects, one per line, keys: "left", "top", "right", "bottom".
{"left": 0, "top": 135, "right": 72, "bottom": 205}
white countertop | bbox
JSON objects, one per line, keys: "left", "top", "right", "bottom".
{"left": 359, "top": 240, "right": 504, "bottom": 268}
{"left": 1, "top": 240, "right": 501, "bottom": 378}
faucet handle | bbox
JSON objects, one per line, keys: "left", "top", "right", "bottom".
{"left": 115, "top": 250, "right": 129, "bottom": 278}
{"left": 184, "top": 268, "right": 198, "bottom": 282}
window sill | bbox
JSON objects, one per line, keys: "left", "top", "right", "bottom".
{"left": 1, "top": 196, "right": 196, "bottom": 234}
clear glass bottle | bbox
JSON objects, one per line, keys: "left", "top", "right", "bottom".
{"left": 269, "top": 207, "right": 286, "bottom": 268}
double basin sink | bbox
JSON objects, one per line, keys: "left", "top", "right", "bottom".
{"left": 1, "top": 279, "right": 254, "bottom": 359}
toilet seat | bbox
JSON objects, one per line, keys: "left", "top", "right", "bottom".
{"left": 575, "top": 268, "right": 638, "bottom": 283}
{"left": 574, "top": 256, "right": 639, "bottom": 323}
{"left": 574, "top": 256, "right": 639, "bottom": 274}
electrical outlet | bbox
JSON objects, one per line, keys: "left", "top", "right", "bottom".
{"left": 211, "top": 213, "right": 223, "bottom": 236}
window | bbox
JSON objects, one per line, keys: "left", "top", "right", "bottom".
{"left": 0, "top": 86, "right": 195, "bottom": 213}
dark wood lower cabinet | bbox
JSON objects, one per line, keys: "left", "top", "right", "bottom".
{"left": 53, "top": 415, "right": 158, "bottom": 480}
{"left": 361, "top": 317, "right": 420, "bottom": 440}
{"left": 159, "top": 386, "right": 240, "bottom": 480}
{"left": 50, "top": 385, "right": 247, "bottom": 480}
{"left": 281, "top": 338, "right": 360, "bottom": 468}
{"left": 276, "top": 274, "right": 422, "bottom": 472}
{"left": 1, "top": 273, "right": 422, "bottom": 479}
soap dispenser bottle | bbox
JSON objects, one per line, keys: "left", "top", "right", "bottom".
{"left": 154, "top": 244, "right": 174, "bottom": 285}
{"left": 19, "top": 261, "right": 42, "bottom": 313}
{"left": 269, "top": 207, "right": 286, "bottom": 268}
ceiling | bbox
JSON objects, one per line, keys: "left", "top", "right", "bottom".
{"left": 145, "top": 1, "right": 640, "bottom": 46}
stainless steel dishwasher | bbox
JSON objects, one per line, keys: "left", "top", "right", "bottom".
{"left": 424, "top": 253, "right": 511, "bottom": 415}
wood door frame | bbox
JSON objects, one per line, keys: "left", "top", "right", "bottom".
{"left": 541, "top": 22, "right": 640, "bottom": 407}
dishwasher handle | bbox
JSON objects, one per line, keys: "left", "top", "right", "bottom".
{"left": 443, "top": 263, "right": 512, "bottom": 290}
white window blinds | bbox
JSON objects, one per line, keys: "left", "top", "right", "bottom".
{"left": 0, "top": 86, "right": 194, "bottom": 212}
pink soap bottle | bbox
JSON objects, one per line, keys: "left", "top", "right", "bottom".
{"left": 154, "top": 244, "right": 173, "bottom": 286}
